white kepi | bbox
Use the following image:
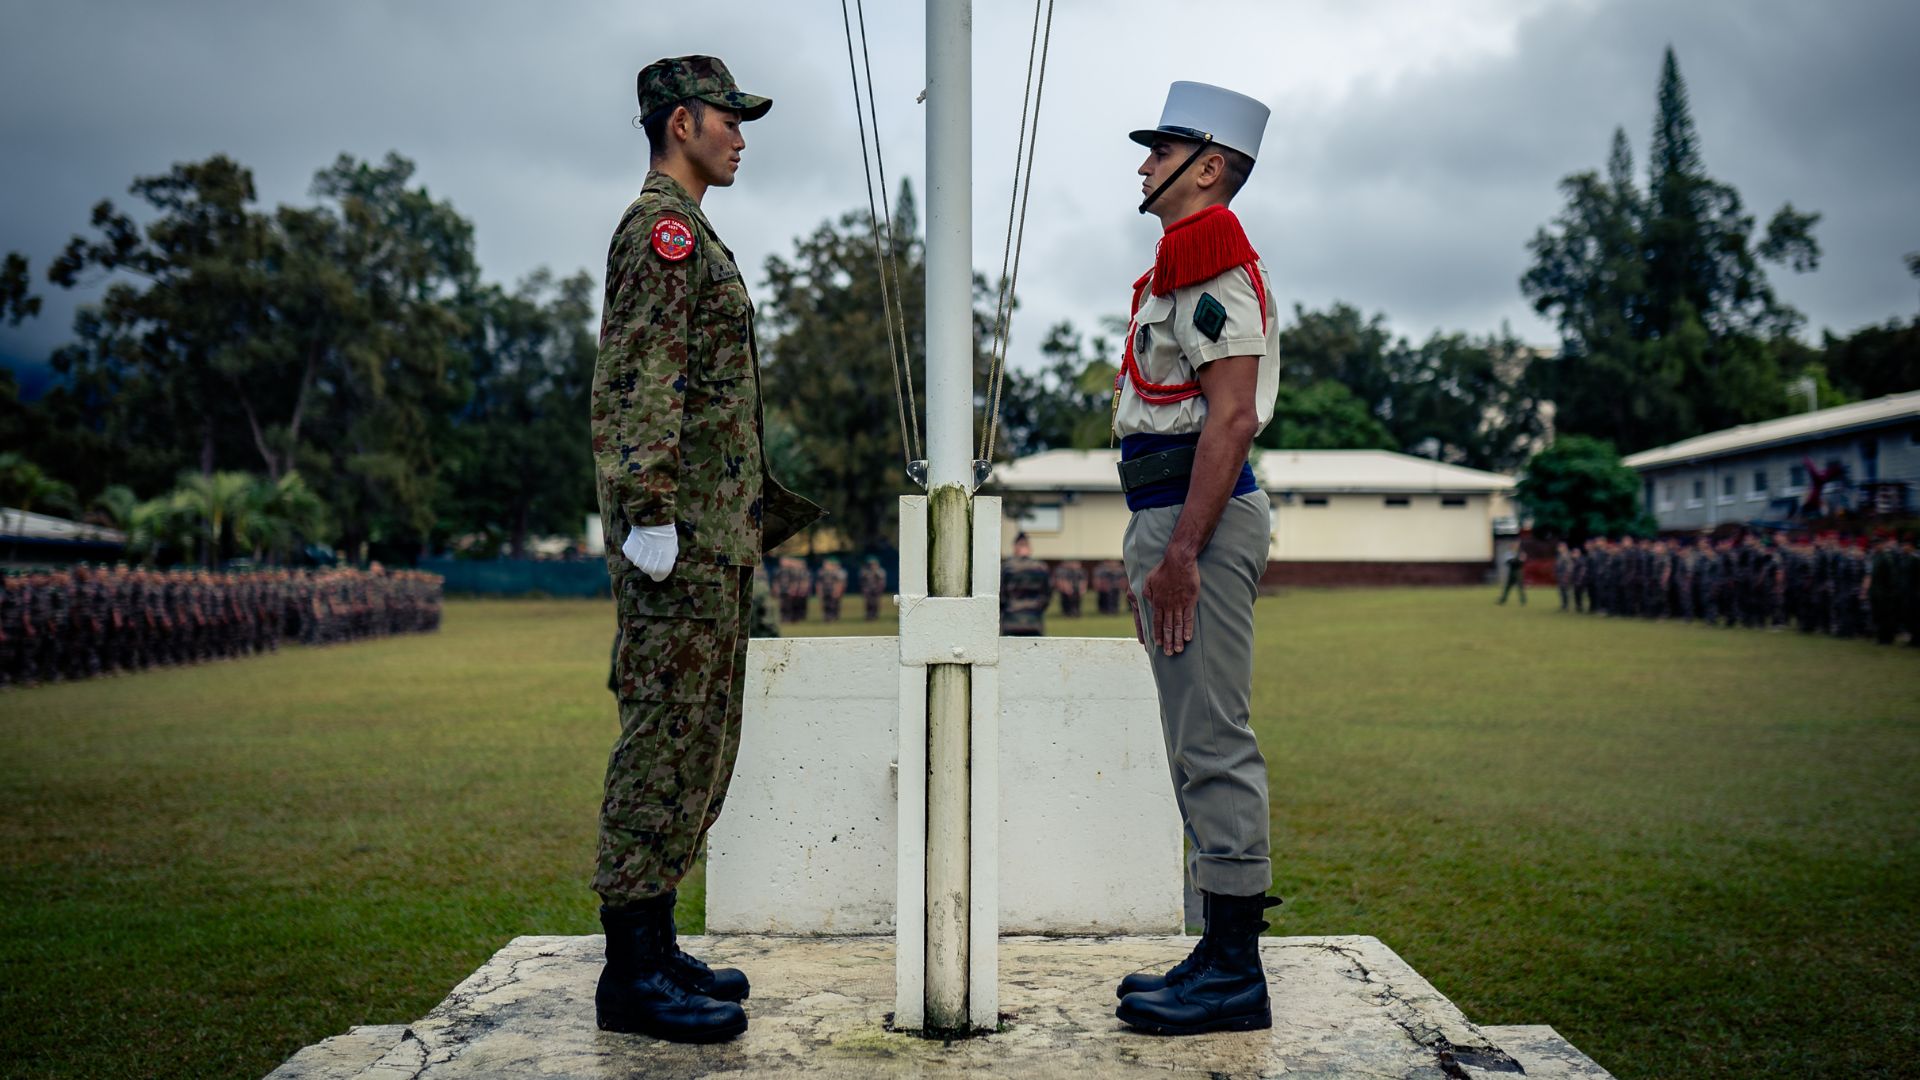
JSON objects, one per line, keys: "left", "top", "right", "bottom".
{"left": 1130, "top": 80, "right": 1271, "bottom": 160}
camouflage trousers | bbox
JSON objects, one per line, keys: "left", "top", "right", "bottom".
{"left": 594, "top": 563, "right": 752, "bottom": 905}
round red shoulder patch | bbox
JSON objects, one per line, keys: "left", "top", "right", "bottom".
{"left": 651, "top": 217, "right": 695, "bottom": 262}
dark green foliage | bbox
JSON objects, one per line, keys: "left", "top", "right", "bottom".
{"left": 1273, "top": 303, "right": 1546, "bottom": 471}
{"left": 1525, "top": 48, "right": 1822, "bottom": 453}
{"left": 1259, "top": 379, "right": 1395, "bottom": 451}
{"left": 757, "top": 184, "right": 930, "bottom": 554}
{"left": 443, "top": 270, "right": 598, "bottom": 557}
{"left": 994, "top": 320, "right": 1118, "bottom": 453}
{"left": 1515, "top": 435, "right": 1654, "bottom": 543}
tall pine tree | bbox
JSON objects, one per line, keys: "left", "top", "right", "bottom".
{"left": 1524, "top": 47, "right": 1822, "bottom": 453}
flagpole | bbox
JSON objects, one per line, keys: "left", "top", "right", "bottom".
{"left": 922, "top": 0, "right": 974, "bottom": 1032}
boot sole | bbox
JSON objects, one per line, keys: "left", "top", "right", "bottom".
{"left": 596, "top": 1009, "right": 749, "bottom": 1044}
{"left": 1116, "top": 1001, "right": 1272, "bottom": 1037}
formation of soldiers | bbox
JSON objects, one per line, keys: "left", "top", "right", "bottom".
{"left": 768, "top": 555, "right": 895, "bottom": 623}
{"left": 0, "top": 565, "right": 444, "bottom": 688}
{"left": 1555, "top": 535, "right": 1920, "bottom": 644}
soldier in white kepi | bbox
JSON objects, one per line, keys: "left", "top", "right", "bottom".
{"left": 1109, "top": 80, "right": 1284, "bottom": 1037}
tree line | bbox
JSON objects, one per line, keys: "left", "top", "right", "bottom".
{"left": 2, "top": 47, "right": 1914, "bottom": 561}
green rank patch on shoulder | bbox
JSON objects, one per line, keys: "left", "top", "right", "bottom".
{"left": 1193, "top": 292, "right": 1227, "bottom": 342}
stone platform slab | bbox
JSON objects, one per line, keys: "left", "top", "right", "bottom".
{"left": 268, "top": 935, "right": 1612, "bottom": 1079}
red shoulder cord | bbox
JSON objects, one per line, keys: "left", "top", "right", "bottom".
{"left": 1116, "top": 205, "right": 1268, "bottom": 408}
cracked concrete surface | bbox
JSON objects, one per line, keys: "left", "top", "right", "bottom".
{"left": 265, "top": 936, "right": 1614, "bottom": 1079}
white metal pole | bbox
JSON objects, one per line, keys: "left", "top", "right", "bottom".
{"left": 923, "top": 0, "right": 974, "bottom": 1033}
{"left": 924, "top": 0, "right": 973, "bottom": 490}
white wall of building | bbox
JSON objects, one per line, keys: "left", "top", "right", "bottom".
{"left": 1268, "top": 492, "right": 1494, "bottom": 561}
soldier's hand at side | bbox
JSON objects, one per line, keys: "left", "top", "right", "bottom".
{"left": 622, "top": 523, "right": 680, "bottom": 582}
{"left": 1143, "top": 554, "right": 1199, "bottom": 656}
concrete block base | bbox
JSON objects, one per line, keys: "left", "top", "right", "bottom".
{"left": 267, "top": 935, "right": 1612, "bottom": 1079}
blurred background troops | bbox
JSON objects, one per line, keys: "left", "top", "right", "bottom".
{"left": 1496, "top": 548, "right": 1527, "bottom": 605}
{"left": 1551, "top": 541, "right": 1582, "bottom": 611}
{"left": 1866, "top": 539, "right": 1908, "bottom": 645}
{"left": 1052, "top": 559, "right": 1087, "bottom": 618}
{"left": 748, "top": 564, "right": 778, "bottom": 638}
{"left": 773, "top": 556, "right": 811, "bottom": 623}
{"left": 858, "top": 556, "right": 887, "bottom": 621}
{"left": 1000, "top": 532, "right": 1051, "bottom": 637}
{"left": 1093, "top": 559, "right": 1127, "bottom": 615}
{"left": 816, "top": 557, "right": 848, "bottom": 622}
{"left": 1, "top": 566, "right": 440, "bottom": 689}
{"left": 1553, "top": 533, "right": 1919, "bottom": 645}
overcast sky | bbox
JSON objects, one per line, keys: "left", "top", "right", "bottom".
{"left": 2, "top": 0, "right": 1915, "bottom": 394}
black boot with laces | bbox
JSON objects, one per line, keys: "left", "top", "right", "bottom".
{"left": 596, "top": 895, "right": 747, "bottom": 1043}
{"left": 1116, "top": 891, "right": 1278, "bottom": 1036}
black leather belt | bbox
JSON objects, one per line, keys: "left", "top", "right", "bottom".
{"left": 1117, "top": 446, "right": 1198, "bottom": 493}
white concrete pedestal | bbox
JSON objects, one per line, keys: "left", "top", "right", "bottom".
{"left": 266, "top": 934, "right": 1616, "bottom": 1079}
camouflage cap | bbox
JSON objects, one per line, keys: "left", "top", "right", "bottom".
{"left": 637, "top": 55, "right": 771, "bottom": 123}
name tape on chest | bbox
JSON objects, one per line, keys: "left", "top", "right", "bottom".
{"left": 650, "top": 218, "right": 695, "bottom": 262}
{"left": 708, "top": 260, "right": 739, "bottom": 283}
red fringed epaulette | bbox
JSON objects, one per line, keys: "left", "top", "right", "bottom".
{"left": 1149, "top": 205, "right": 1258, "bottom": 297}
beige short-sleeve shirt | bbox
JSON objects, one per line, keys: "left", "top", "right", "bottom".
{"left": 1113, "top": 260, "right": 1281, "bottom": 440}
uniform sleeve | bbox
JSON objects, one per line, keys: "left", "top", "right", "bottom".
{"left": 592, "top": 210, "right": 698, "bottom": 528}
{"left": 1172, "top": 266, "right": 1267, "bottom": 367}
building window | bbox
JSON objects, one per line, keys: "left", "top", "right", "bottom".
{"left": 1659, "top": 483, "right": 1675, "bottom": 511}
{"left": 1719, "top": 474, "right": 1736, "bottom": 504}
{"left": 1788, "top": 464, "right": 1807, "bottom": 490}
{"left": 1302, "top": 496, "right": 1329, "bottom": 507}
{"left": 1440, "top": 496, "right": 1467, "bottom": 508}
{"left": 1749, "top": 469, "right": 1768, "bottom": 500}
{"left": 1016, "top": 505, "right": 1062, "bottom": 533}
{"left": 1687, "top": 478, "right": 1704, "bottom": 508}
{"left": 1383, "top": 496, "right": 1411, "bottom": 508}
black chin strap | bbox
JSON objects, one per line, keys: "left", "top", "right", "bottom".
{"left": 1138, "top": 134, "right": 1213, "bottom": 215}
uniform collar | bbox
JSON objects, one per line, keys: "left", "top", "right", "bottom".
{"left": 642, "top": 170, "right": 715, "bottom": 234}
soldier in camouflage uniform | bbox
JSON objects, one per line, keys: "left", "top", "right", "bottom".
{"left": 1000, "top": 532, "right": 1052, "bottom": 636}
{"left": 1053, "top": 559, "right": 1088, "bottom": 617}
{"left": 588, "top": 55, "right": 821, "bottom": 1044}
{"left": 1094, "top": 559, "right": 1127, "bottom": 616}
{"left": 816, "top": 557, "right": 847, "bottom": 622}
{"left": 748, "top": 563, "right": 778, "bottom": 639}
{"left": 0, "top": 574, "right": 23, "bottom": 687}
{"left": 858, "top": 556, "right": 888, "bottom": 621}
{"left": 1866, "top": 538, "right": 1905, "bottom": 645}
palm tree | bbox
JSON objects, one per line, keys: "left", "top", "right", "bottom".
{"left": 174, "top": 471, "right": 255, "bottom": 565}
{"left": 0, "top": 452, "right": 78, "bottom": 517}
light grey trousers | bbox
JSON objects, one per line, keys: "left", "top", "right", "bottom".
{"left": 1124, "top": 489, "right": 1273, "bottom": 898}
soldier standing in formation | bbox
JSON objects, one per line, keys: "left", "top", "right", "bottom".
{"left": 858, "top": 556, "right": 887, "bottom": 621}
{"left": 0, "top": 565, "right": 439, "bottom": 687}
{"left": 1093, "top": 558, "right": 1127, "bottom": 615}
{"left": 1052, "top": 559, "right": 1087, "bottom": 618}
{"left": 588, "top": 55, "right": 820, "bottom": 1044}
{"left": 816, "top": 557, "right": 847, "bottom": 622}
{"left": 1557, "top": 533, "right": 1919, "bottom": 643}
{"left": 999, "top": 532, "right": 1051, "bottom": 637}
{"left": 1108, "top": 82, "right": 1282, "bottom": 1036}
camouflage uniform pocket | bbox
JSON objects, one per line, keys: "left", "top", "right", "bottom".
{"left": 612, "top": 568, "right": 727, "bottom": 703}
{"left": 694, "top": 282, "right": 754, "bottom": 383}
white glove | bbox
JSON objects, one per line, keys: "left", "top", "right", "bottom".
{"left": 622, "top": 523, "right": 679, "bottom": 582}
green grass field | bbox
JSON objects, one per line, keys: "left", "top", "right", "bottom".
{"left": 2, "top": 590, "right": 1916, "bottom": 1079}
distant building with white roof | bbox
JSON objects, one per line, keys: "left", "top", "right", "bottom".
{"left": 1621, "top": 390, "right": 1920, "bottom": 532}
{"left": 989, "top": 448, "right": 1516, "bottom": 586}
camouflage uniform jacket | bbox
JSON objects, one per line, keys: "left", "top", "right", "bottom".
{"left": 1000, "top": 555, "right": 1052, "bottom": 635}
{"left": 591, "top": 170, "right": 821, "bottom": 584}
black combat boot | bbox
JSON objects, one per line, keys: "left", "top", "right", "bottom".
{"left": 596, "top": 896, "right": 747, "bottom": 1043}
{"left": 1116, "top": 893, "right": 1215, "bottom": 999}
{"left": 656, "top": 889, "right": 750, "bottom": 1002}
{"left": 1116, "top": 891, "right": 1278, "bottom": 1036}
